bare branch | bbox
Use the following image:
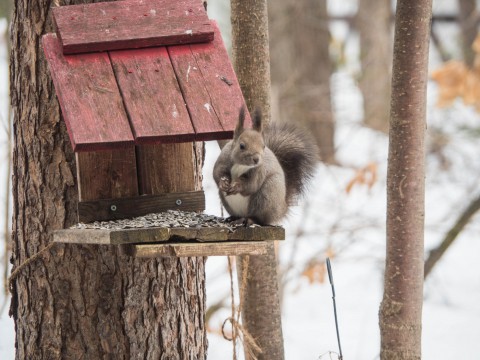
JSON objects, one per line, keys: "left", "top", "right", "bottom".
{"left": 424, "top": 193, "right": 480, "bottom": 278}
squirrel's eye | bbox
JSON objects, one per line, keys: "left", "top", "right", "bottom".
{"left": 239, "top": 142, "right": 246, "bottom": 150}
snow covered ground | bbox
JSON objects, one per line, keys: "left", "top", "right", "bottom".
{"left": 1, "top": 1, "right": 480, "bottom": 359}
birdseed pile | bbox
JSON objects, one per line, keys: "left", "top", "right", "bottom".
{"left": 70, "top": 210, "right": 261, "bottom": 231}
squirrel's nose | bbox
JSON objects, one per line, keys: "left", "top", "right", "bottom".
{"left": 253, "top": 155, "right": 260, "bottom": 165}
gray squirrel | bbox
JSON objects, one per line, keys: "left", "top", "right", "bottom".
{"left": 213, "top": 107, "right": 318, "bottom": 225}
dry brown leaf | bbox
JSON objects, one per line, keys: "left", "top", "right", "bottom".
{"left": 345, "top": 162, "right": 378, "bottom": 194}
{"left": 301, "top": 248, "right": 335, "bottom": 285}
{"left": 325, "top": 246, "right": 335, "bottom": 260}
{"left": 432, "top": 33, "right": 480, "bottom": 111}
{"left": 431, "top": 60, "right": 469, "bottom": 107}
{"left": 301, "top": 261, "right": 326, "bottom": 284}
{"left": 472, "top": 34, "right": 480, "bottom": 54}
{"left": 463, "top": 70, "right": 480, "bottom": 110}
{"left": 364, "top": 162, "right": 378, "bottom": 189}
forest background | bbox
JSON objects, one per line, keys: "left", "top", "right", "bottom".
{"left": 1, "top": 0, "right": 479, "bottom": 359}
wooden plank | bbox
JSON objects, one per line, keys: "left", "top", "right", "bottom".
{"left": 168, "top": 44, "right": 225, "bottom": 139}
{"left": 54, "top": 228, "right": 170, "bottom": 245}
{"left": 54, "top": 229, "right": 114, "bottom": 245}
{"left": 78, "top": 190, "right": 205, "bottom": 223}
{"left": 110, "top": 228, "right": 170, "bottom": 244}
{"left": 228, "top": 226, "right": 285, "bottom": 241}
{"left": 169, "top": 227, "right": 229, "bottom": 241}
{"left": 190, "top": 22, "right": 252, "bottom": 134}
{"left": 53, "top": 0, "right": 214, "bottom": 54}
{"left": 110, "top": 47, "right": 195, "bottom": 144}
{"left": 42, "top": 33, "right": 134, "bottom": 152}
{"left": 136, "top": 143, "right": 197, "bottom": 195}
{"left": 53, "top": 225, "right": 284, "bottom": 245}
{"left": 76, "top": 150, "right": 139, "bottom": 202}
{"left": 132, "top": 241, "right": 269, "bottom": 257}
{"left": 168, "top": 21, "right": 251, "bottom": 140}
{"left": 166, "top": 226, "right": 285, "bottom": 242}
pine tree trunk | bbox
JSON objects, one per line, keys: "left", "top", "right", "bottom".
{"left": 10, "top": 1, "right": 207, "bottom": 359}
{"left": 231, "top": 1, "right": 285, "bottom": 359}
{"left": 379, "top": 0, "right": 432, "bottom": 359}
{"left": 358, "top": 0, "right": 392, "bottom": 133}
{"left": 269, "top": 0, "right": 335, "bottom": 163}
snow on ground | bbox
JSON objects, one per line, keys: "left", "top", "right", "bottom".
{"left": 1, "top": 1, "right": 480, "bottom": 359}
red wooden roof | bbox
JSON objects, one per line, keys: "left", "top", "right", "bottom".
{"left": 53, "top": 0, "right": 214, "bottom": 54}
{"left": 43, "top": 0, "right": 250, "bottom": 152}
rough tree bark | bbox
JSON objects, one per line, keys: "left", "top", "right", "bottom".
{"left": 231, "top": 0, "right": 285, "bottom": 359}
{"left": 10, "top": 1, "right": 207, "bottom": 359}
{"left": 269, "top": 0, "right": 335, "bottom": 163}
{"left": 357, "top": 0, "right": 392, "bottom": 133}
{"left": 379, "top": 0, "right": 432, "bottom": 359}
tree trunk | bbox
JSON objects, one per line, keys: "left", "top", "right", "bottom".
{"left": 269, "top": 0, "right": 335, "bottom": 163}
{"left": 231, "top": 1, "right": 285, "bottom": 359}
{"left": 10, "top": 1, "right": 207, "bottom": 359}
{"left": 379, "top": 1, "right": 432, "bottom": 359}
{"left": 231, "top": 0, "right": 271, "bottom": 122}
{"left": 357, "top": 0, "right": 392, "bottom": 133}
{"left": 458, "top": 0, "right": 478, "bottom": 67}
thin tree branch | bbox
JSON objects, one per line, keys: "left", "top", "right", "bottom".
{"left": 430, "top": 24, "right": 451, "bottom": 63}
{"left": 424, "top": 194, "right": 480, "bottom": 279}
{"left": 329, "top": 14, "right": 462, "bottom": 24}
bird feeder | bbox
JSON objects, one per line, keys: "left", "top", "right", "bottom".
{"left": 44, "top": 0, "right": 284, "bottom": 257}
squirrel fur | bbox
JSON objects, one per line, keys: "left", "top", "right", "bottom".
{"left": 213, "top": 107, "right": 318, "bottom": 225}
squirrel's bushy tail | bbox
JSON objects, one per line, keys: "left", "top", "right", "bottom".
{"left": 264, "top": 122, "right": 319, "bottom": 203}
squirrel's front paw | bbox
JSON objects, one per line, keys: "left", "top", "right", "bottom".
{"left": 226, "top": 182, "right": 240, "bottom": 195}
{"left": 219, "top": 176, "right": 231, "bottom": 193}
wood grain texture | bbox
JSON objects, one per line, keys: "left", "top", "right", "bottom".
{"left": 54, "top": 228, "right": 170, "bottom": 245}
{"left": 228, "top": 226, "right": 285, "bottom": 241}
{"left": 132, "top": 241, "right": 268, "bottom": 257}
{"left": 76, "top": 149, "right": 139, "bottom": 202}
{"left": 78, "top": 190, "right": 205, "bottom": 222}
{"left": 53, "top": 0, "right": 214, "bottom": 54}
{"left": 136, "top": 143, "right": 197, "bottom": 195}
{"left": 168, "top": 44, "right": 225, "bottom": 139}
{"left": 53, "top": 225, "right": 285, "bottom": 245}
{"left": 169, "top": 22, "right": 251, "bottom": 140}
{"left": 189, "top": 22, "right": 251, "bottom": 134}
{"left": 110, "top": 47, "right": 196, "bottom": 144}
{"left": 42, "top": 33, "right": 134, "bottom": 151}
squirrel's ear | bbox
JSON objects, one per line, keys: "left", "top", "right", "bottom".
{"left": 252, "top": 108, "right": 263, "bottom": 133}
{"left": 234, "top": 106, "right": 245, "bottom": 140}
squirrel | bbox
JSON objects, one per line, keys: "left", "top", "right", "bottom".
{"left": 213, "top": 107, "right": 319, "bottom": 225}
